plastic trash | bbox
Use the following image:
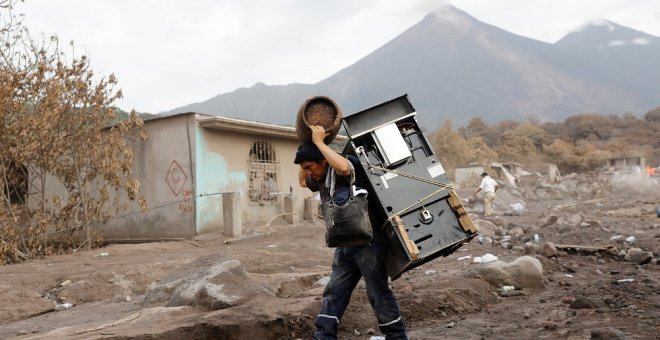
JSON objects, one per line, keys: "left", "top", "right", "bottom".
{"left": 94, "top": 252, "right": 109, "bottom": 257}
{"left": 55, "top": 303, "right": 73, "bottom": 311}
{"left": 510, "top": 203, "right": 525, "bottom": 215}
{"left": 369, "top": 337, "right": 386, "bottom": 340}
{"left": 457, "top": 255, "right": 472, "bottom": 261}
{"left": 617, "top": 278, "right": 634, "bottom": 283}
{"left": 625, "top": 236, "right": 635, "bottom": 243}
{"left": 473, "top": 253, "right": 498, "bottom": 263}
{"left": 533, "top": 234, "right": 540, "bottom": 243}
{"left": 500, "top": 285, "right": 515, "bottom": 292}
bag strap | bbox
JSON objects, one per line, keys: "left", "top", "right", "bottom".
{"left": 326, "top": 158, "right": 356, "bottom": 202}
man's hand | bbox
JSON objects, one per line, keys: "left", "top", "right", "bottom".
{"left": 310, "top": 125, "right": 329, "bottom": 146}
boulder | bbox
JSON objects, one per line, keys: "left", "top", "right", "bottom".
{"left": 541, "top": 242, "right": 558, "bottom": 258}
{"left": 143, "top": 255, "right": 259, "bottom": 310}
{"left": 627, "top": 248, "right": 653, "bottom": 265}
{"left": 467, "top": 256, "right": 543, "bottom": 289}
{"left": 474, "top": 219, "right": 502, "bottom": 238}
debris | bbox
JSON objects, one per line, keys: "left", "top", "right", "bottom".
{"left": 500, "top": 285, "right": 515, "bottom": 292}
{"left": 473, "top": 253, "right": 498, "bottom": 263}
{"left": 55, "top": 303, "right": 73, "bottom": 311}
{"left": 616, "top": 278, "right": 634, "bottom": 283}
{"left": 71, "top": 311, "right": 142, "bottom": 335}
{"left": 625, "top": 236, "right": 635, "bottom": 243}
{"left": 424, "top": 270, "right": 437, "bottom": 275}
{"left": 510, "top": 203, "right": 525, "bottom": 215}
{"left": 94, "top": 252, "right": 109, "bottom": 257}
{"left": 457, "top": 255, "right": 472, "bottom": 261}
{"left": 554, "top": 244, "right": 613, "bottom": 252}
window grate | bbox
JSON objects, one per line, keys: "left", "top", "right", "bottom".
{"left": 248, "top": 139, "right": 279, "bottom": 203}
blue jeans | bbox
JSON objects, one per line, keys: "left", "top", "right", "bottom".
{"left": 313, "top": 234, "right": 407, "bottom": 339}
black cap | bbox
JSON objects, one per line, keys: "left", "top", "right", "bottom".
{"left": 294, "top": 142, "right": 325, "bottom": 164}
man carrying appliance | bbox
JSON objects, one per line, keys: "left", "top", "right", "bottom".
{"left": 294, "top": 124, "right": 407, "bottom": 340}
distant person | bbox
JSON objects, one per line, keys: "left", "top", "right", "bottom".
{"left": 645, "top": 165, "right": 656, "bottom": 177}
{"left": 473, "top": 172, "right": 498, "bottom": 216}
{"left": 294, "top": 124, "right": 407, "bottom": 339}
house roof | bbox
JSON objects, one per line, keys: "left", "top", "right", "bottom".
{"left": 143, "top": 111, "right": 347, "bottom": 141}
{"left": 198, "top": 115, "right": 347, "bottom": 142}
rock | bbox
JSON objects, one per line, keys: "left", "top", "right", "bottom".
{"left": 627, "top": 248, "right": 653, "bottom": 265}
{"left": 509, "top": 227, "right": 524, "bottom": 236}
{"left": 475, "top": 219, "right": 501, "bottom": 238}
{"left": 313, "top": 276, "right": 331, "bottom": 288}
{"left": 467, "top": 256, "right": 543, "bottom": 289}
{"left": 590, "top": 327, "right": 626, "bottom": 339}
{"left": 567, "top": 213, "right": 583, "bottom": 225}
{"left": 569, "top": 297, "right": 602, "bottom": 309}
{"left": 541, "top": 214, "right": 558, "bottom": 227}
{"left": 143, "top": 255, "right": 264, "bottom": 310}
{"left": 541, "top": 242, "right": 558, "bottom": 258}
{"left": 511, "top": 246, "right": 524, "bottom": 253}
{"left": 587, "top": 219, "right": 602, "bottom": 227}
{"left": 524, "top": 242, "right": 539, "bottom": 255}
{"left": 542, "top": 321, "right": 558, "bottom": 330}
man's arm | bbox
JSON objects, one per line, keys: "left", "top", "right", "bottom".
{"left": 310, "top": 125, "right": 350, "bottom": 176}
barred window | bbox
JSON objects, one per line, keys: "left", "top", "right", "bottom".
{"left": 248, "top": 139, "right": 279, "bottom": 203}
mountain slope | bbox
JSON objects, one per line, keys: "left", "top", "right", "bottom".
{"left": 555, "top": 20, "right": 660, "bottom": 105}
{"left": 165, "top": 5, "right": 659, "bottom": 128}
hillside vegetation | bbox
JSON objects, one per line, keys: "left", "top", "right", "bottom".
{"left": 430, "top": 106, "right": 660, "bottom": 176}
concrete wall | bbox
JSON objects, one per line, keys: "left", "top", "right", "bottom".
{"left": 195, "top": 127, "right": 306, "bottom": 233}
{"left": 454, "top": 166, "right": 484, "bottom": 188}
{"left": 103, "top": 114, "right": 197, "bottom": 241}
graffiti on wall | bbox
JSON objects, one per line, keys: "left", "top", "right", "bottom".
{"left": 178, "top": 189, "right": 194, "bottom": 212}
{"left": 165, "top": 160, "right": 193, "bottom": 213}
{"left": 165, "top": 160, "right": 187, "bottom": 196}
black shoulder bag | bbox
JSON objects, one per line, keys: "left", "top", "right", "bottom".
{"left": 321, "top": 162, "right": 373, "bottom": 247}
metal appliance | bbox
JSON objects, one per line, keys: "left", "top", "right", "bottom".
{"left": 342, "top": 94, "right": 478, "bottom": 279}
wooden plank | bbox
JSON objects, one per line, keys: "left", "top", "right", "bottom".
{"left": 393, "top": 215, "right": 419, "bottom": 261}
{"left": 555, "top": 244, "right": 614, "bottom": 251}
{"left": 449, "top": 191, "right": 478, "bottom": 233}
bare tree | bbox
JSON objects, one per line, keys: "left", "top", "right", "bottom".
{"left": 0, "top": 2, "right": 146, "bottom": 264}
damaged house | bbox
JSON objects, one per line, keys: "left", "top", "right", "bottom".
{"left": 99, "top": 113, "right": 313, "bottom": 242}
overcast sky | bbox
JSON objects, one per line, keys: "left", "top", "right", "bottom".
{"left": 14, "top": 0, "right": 660, "bottom": 114}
